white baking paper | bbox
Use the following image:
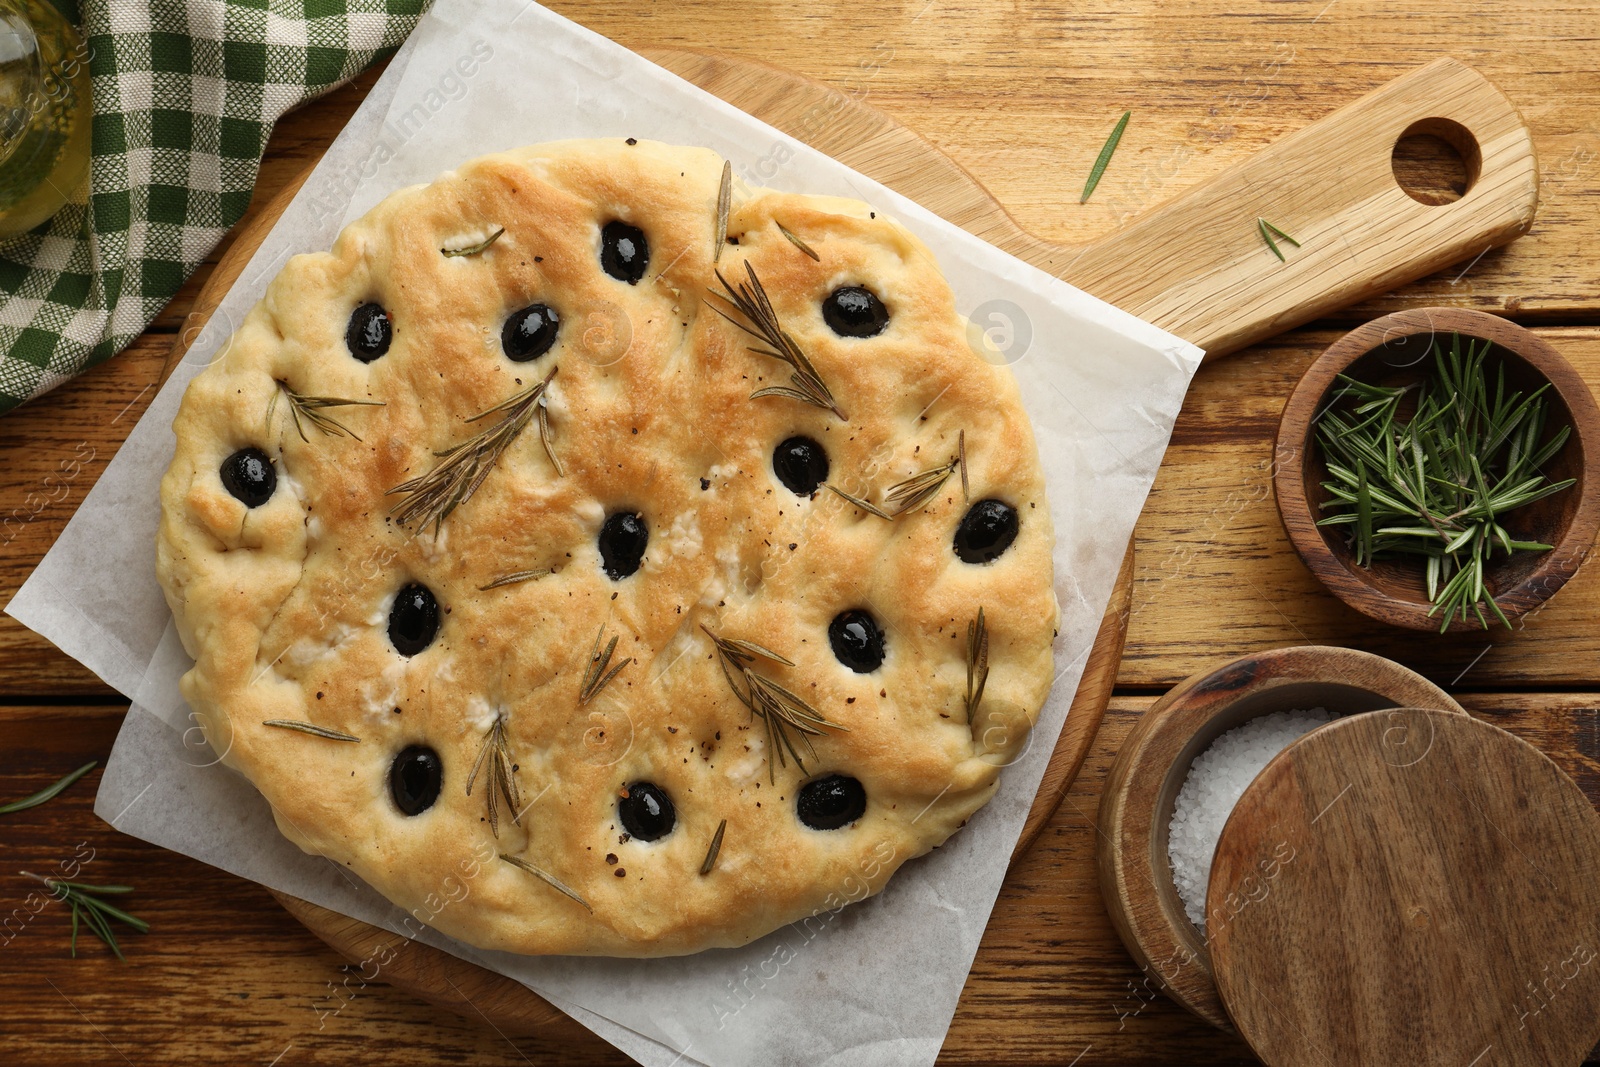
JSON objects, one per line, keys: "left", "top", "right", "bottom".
{"left": 7, "top": 3, "right": 1202, "bottom": 1064}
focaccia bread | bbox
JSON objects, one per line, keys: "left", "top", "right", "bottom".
{"left": 157, "top": 138, "right": 1057, "bottom": 957}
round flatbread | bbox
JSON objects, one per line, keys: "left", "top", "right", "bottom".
{"left": 157, "top": 138, "right": 1057, "bottom": 956}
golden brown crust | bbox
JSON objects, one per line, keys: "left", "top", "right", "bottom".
{"left": 157, "top": 138, "right": 1056, "bottom": 956}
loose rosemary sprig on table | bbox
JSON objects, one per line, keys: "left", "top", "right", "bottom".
{"left": 707, "top": 262, "right": 846, "bottom": 420}
{"left": 21, "top": 873, "right": 147, "bottom": 960}
{"left": 702, "top": 627, "right": 846, "bottom": 783}
{"left": 1314, "top": 333, "right": 1574, "bottom": 631}
{"left": 0, "top": 760, "right": 96, "bottom": 815}
{"left": 386, "top": 366, "right": 558, "bottom": 537}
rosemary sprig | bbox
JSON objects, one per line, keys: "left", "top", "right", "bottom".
{"left": 386, "top": 366, "right": 558, "bottom": 537}
{"left": 702, "top": 626, "right": 846, "bottom": 783}
{"left": 21, "top": 873, "right": 147, "bottom": 960}
{"left": 1257, "top": 217, "right": 1301, "bottom": 262}
{"left": 262, "top": 720, "right": 361, "bottom": 743}
{"left": 831, "top": 431, "right": 968, "bottom": 519}
{"left": 579, "top": 624, "right": 632, "bottom": 705}
{"left": 884, "top": 431, "right": 968, "bottom": 516}
{"left": 500, "top": 854, "right": 592, "bottom": 912}
{"left": 715, "top": 160, "right": 732, "bottom": 263}
{"left": 707, "top": 262, "right": 846, "bottom": 420}
{"left": 268, "top": 379, "right": 384, "bottom": 442}
{"left": 479, "top": 568, "right": 555, "bottom": 591}
{"left": 1315, "top": 332, "right": 1575, "bottom": 631}
{"left": 700, "top": 819, "right": 727, "bottom": 875}
{"left": 467, "top": 715, "right": 521, "bottom": 837}
{"left": 0, "top": 760, "right": 96, "bottom": 815}
{"left": 1081, "top": 110, "right": 1130, "bottom": 203}
{"left": 965, "top": 607, "right": 990, "bottom": 723}
{"left": 441, "top": 227, "right": 505, "bottom": 257}
{"left": 775, "top": 220, "right": 820, "bottom": 262}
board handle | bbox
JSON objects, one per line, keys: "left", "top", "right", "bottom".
{"left": 1057, "top": 58, "right": 1538, "bottom": 359}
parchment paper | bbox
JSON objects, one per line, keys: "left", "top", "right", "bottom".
{"left": 7, "top": 2, "right": 1202, "bottom": 1064}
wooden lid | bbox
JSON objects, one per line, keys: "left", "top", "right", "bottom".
{"left": 1207, "top": 708, "right": 1600, "bottom": 1065}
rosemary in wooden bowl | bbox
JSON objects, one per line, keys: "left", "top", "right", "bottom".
{"left": 1276, "top": 308, "right": 1600, "bottom": 635}
{"left": 1314, "top": 333, "right": 1574, "bottom": 630}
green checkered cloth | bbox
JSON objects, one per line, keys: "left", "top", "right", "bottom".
{"left": 0, "top": 0, "right": 429, "bottom": 413}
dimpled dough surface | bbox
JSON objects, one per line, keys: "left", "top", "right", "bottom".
{"left": 157, "top": 138, "right": 1058, "bottom": 957}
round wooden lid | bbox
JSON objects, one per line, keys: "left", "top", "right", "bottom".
{"left": 1206, "top": 708, "right": 1600, "bottom": 1066}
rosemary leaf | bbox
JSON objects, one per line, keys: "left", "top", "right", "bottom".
{"left": 1257, "top": 217, "right": 1301, "bottom": 262}
{"left": 500, "top": 854, "right": 592, "bottom": 912}
{"left": 0, "top": 760, "right": 97, "bottom": 815}
{"left": 824, "top": 483, "right": 892, "bottom": 519}
{"left": 537, "top": 393, "right": 565, "bottom": 476}
{"left": 965, "top": 608, "right": 989, "bottom": 723}
{"left": 700, "top": 818, "right": 728, "bottom": 875}
{"left": 1080, "top": 110, "right": 1130, "bottom": 203}
{"left": 479, "top": 568, "right": 554, "bottom": 591}
{"left": 715, "top": 160, "right": 732, "bottom": 263}
{"left": 958, "top": 429, "right": 969, "bottom": 502}
{"left": 775, "top": 220, "right": 820, "bottom": 261}
{"left": 441, "top": 227, "right": 505, "bottom": 257}
{"left": 262, "top": 720, "right": 360, "bottom": 743}
{"left": 386, "top": 366, "right": 557, "bottom": 537}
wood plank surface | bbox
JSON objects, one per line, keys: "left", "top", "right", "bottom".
{"left": 3, "top": 696, "right": 1596, "bottom": 1065}
{"left": 5, "top": 2, "right": 1600, "bottom": 1063}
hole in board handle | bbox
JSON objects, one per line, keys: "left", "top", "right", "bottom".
{"left": 1391, "top": 117, "right": 1481, "bottom": 206}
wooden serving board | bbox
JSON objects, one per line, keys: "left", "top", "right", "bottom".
{"left": 162, "top": 46, "right": 1536, "bottom": 1038}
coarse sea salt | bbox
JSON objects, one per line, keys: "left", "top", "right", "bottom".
{"left": 1168, "top": 708, "right": 1336, "bottom": 930}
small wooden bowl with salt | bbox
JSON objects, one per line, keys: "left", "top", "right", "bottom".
{"left": 1095, "top": 645, "right": 1463, "bottom": 1030}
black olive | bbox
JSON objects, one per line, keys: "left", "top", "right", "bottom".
{"left": 502, "top": 303, "right": 560, "bottom": 362}
{"left": 599, "top": 511, "right": 648, "bottom": 579}
{"left": 220, "top": 447, "right": 275, "bottom": 508}
{"left": 772, "top": 436, "right": 829, "bottom": 496}
{"left": 388, "top": 583, "right": 440, "bottom": 656}
{"left": 346, "top": 302, "right": 392, "bottom": 362}
{"left": 390, "top": 745, "right": 442, "bottom": 816}
{"left": 822, "top": 285, "right": 889, "bottom": 338}
{"left": 618, "top": 781, "right": 675, "bottom": 841}
{"left": 828, "top": 610, "right": 885, "bottom": 673}
{"left": 797, "top": 775, "right": 866, "bottom": 830}
{"left": 954, "top": 499, "right": 1020, "bottom": 564}
{"left": 600, "top": 221, "right": 649, "bottom": 284}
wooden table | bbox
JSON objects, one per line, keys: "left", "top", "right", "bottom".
{"left": 5, "top": 2, "right": 1600, "bottom": 1063}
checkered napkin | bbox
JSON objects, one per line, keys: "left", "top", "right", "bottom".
{"left": 0, "top": 0, "right": 429, "bottom": 414}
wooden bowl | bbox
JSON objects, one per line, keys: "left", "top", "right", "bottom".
{"left": 1095, "top": 645, "right": 1465, "bottom": 1030}
{"left": 1274, "top": 307, "right": 1600, "bottom": 632}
